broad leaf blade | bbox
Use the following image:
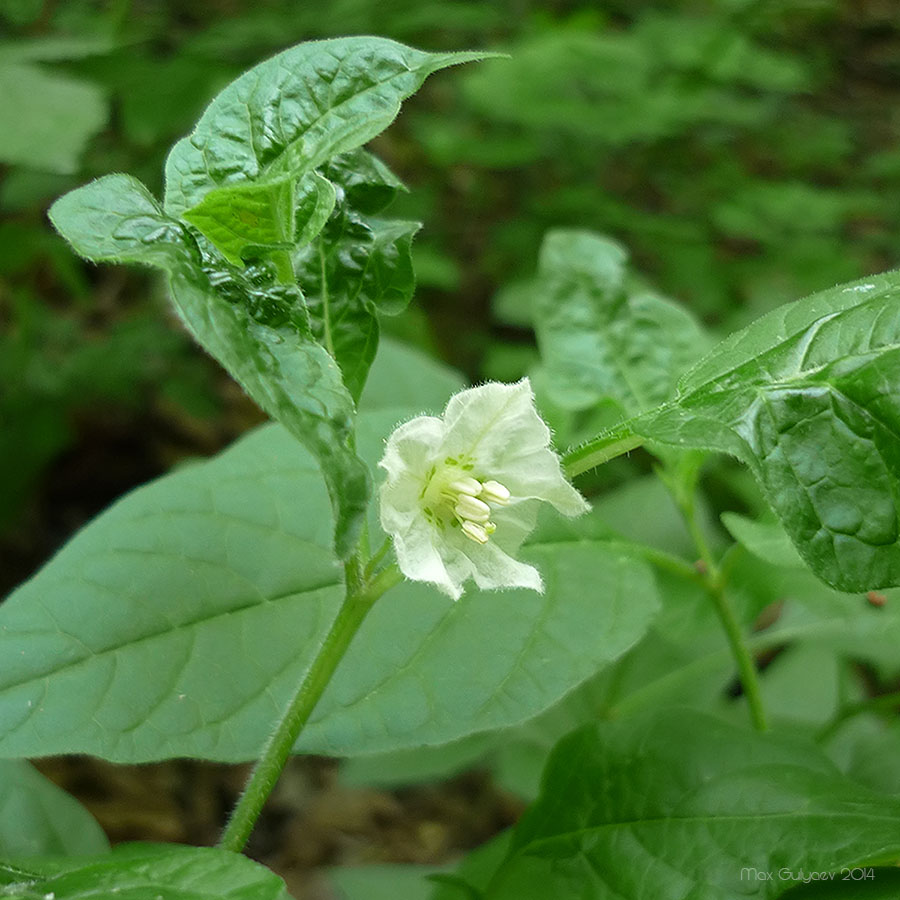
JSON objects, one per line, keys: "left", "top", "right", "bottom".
{"left": 0, "top": 761, "right": 108, "bottom": 858}
{"left": 0, "top": 843, "right": 289, "bottom": 899}
{"left": 164, "top": 38, "right": 486, "bottom": 215}
{"left": 0, "top": 349, "right": 659, "bottom": 762}
{"left": 487, "top": 710, "right": 900, "bottom": 900}
{"left": 636, "top": 272, "right": 900, "bottom": 591}
{"left": 49, "top": 171, "right": 368, "bottom": 558}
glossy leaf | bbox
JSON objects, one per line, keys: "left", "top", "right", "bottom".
{"left": 0, "top": 761, "right": 108, "bottom": 858}
{"left": 294, "top": 151, "right": 420, "bottom": 400}
{"left": 486, "top": 710, "right": 900, "bottom": 899}
{"left": 0, "top": 843, "right": 289, "bottom": 899}
{"left": 49, "top": 172, "right": 368, "bottom": 558}
{"left": 163, "top": 38, "right": 486, "bottom": 215}
{"left": 636, "top": 271, "right": 900, "bottom": 592}
{"left": 531, "top": 230, "right": 708, "bottom": 413}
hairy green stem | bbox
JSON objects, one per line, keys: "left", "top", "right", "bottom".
{"left": 563, "top": 426, "right": 643, "bottom": 478}
{"left": 218, "top": 559, "right": 402, "bottom": 853}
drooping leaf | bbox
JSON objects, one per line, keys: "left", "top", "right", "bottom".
{"left": 0, "top": 346, "right": 659, "bottom": 762}
{"left": 0, "top": 761, "right": 108, "bottom": 858}
{"left": 0, "top": 843, "right": 289, "bottom": 899}
{"left": 532, "top": 229, "right": 708, "bottom": 414}
{"left": 163, "top": 37, "right": 486, "bottom": 216}
{"left": 635, "top": 271, "right": 900, "bottom": 592}
{"left": 485, "top": 710, "right": 900, "bottom": 899}
{"left": 49, "top": 172, "right": 368, "bottom": 558}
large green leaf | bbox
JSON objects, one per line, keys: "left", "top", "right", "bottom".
{"left": 163, "top": 38, "right": 485, "bottom": 216}
{"left": 0, "top": 843, "right": 289, "bottom": 899}
{"left": 0, "top": 404, "right": 659, "bottom": 763}
{"left": 484, "top": 711, "right": 900, "bottom": 900}
{"left": 636, "top": 271, "right": 900, "bottom": 592}
{"left": 532, "top": 229, "right": 708, "bottom": 414}
{"left": 0, "top": 762, "right": 108, "bottom": 858}
{"left": 49, "top": 173, "right": 368, "bottom": 558}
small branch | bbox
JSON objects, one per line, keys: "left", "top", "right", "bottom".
{"left": 563, "top": 426, "right": 643, "bottom": 478}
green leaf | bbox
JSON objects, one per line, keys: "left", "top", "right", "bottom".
{"left": 48, "top": 174, "right": 191, "bottom": 268}
{"left": 486, "top": 710, "right": 900, "bottom": 900}
{"left": 294, "top": 153, "right": 420, "bottom": 399}
{"left": 722, "top": 512, "right": 806, "bottom": 569}
{"left": 0, "top": 761, "right": 108, "bottom": 858}
{"left": 0, "top": 395, "right": 659, "bottom": 763}
{"left": 0, "top": 843, "right": 290, "bottom": 899}
{"left": 0, "top": 63, "right": 106, "bottom": 173}
{"left": 163, "top": 38, "right": 486, "bottom": 216}
{"left": 532, "top": 229, "right": 708, "bottom": 414}
{"left": 636, "top": 271, "right": 900, "bottom": 592}
{"left": 49, "top": 172, "right": 368, "bottom": 558}
{"left": 181, "top": 177, "right": 296, "bottom": 267}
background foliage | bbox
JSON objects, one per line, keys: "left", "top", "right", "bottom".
{"left": 4, "top": 0, "right": 900, "bottom": 896}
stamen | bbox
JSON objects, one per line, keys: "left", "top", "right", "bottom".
{"left": 455, "top": 495, "right": 491, "bottom": 523}
{"left": 461, "top": 521, "right": 490, "bottom": 544}
{"left": 480, "top": 480, "right": 511, "bottom": 505}
{"left": 448, "top": 477, "right": 482, "bottom": 497}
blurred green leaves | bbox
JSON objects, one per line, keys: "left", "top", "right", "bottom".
{"left": 0, "top": 55, "right": 106, "bottom": 173}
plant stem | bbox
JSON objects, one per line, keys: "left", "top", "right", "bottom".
{"left": 705, "top": 570, "right": 769, "bottom": 732}
{"left": 218, "top": 560, "right": 402, "bottom": 853}
{"left": 675, "top": 486, "right": 769, "bottom": 732}
{"left": 563, "top": 425, "right": 643, "bottom": 478}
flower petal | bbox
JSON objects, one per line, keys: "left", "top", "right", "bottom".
{"left": 442, "top": 379, "right": 588, "bottom": 518}
{"left": 379, "top": 414, "right": 445, "bottom": 530}
{"left": 391, "top": 518, "right": 462, "bottom": 599}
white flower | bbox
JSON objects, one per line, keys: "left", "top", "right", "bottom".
{"left": 379, "top": 378, "right": 589, "bottom": 599}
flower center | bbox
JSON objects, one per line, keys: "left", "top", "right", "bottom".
{"left": 421, "top": 461, "right": 511, "bottom": 544}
